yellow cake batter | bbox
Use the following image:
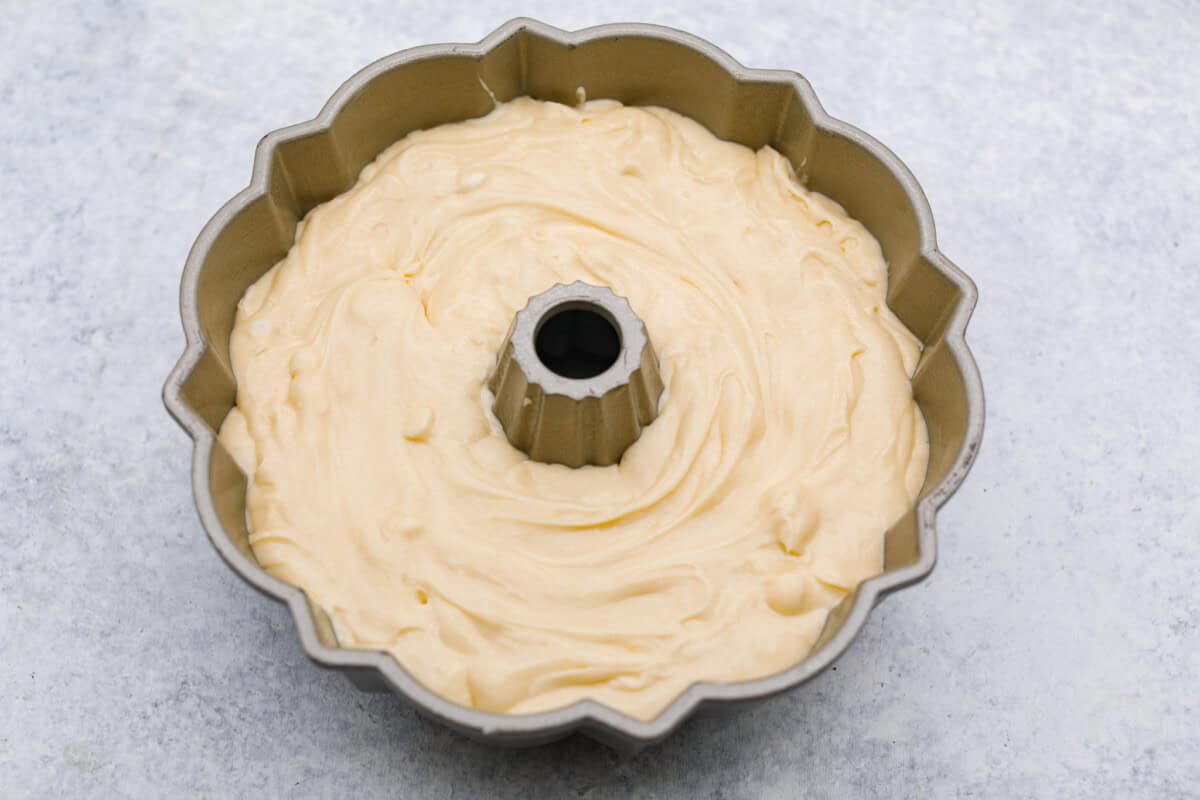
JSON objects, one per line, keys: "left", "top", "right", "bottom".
{"left": 219, "top": 97, "right": 929, "bottom": 720}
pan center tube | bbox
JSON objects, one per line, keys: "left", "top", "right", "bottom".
{"left": 487, "top": 282, "right": 664, "bottom": 468}
{"left": 535, "top": 304, "right": 622, "bottom": 380}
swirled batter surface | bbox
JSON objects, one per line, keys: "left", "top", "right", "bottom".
{"left": 219, "top": 97, "right": 928, "bottom": 720}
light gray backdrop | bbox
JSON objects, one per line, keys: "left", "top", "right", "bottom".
{"left": 1, "top": 1, "right": 1197, "bottom": 797}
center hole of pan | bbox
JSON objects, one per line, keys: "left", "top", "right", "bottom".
{"left": 535, "top": 303, "right": 622, "bottom": 380}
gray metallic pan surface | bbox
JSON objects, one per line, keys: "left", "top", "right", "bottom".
{"left": 489, "top": 281, "right": 664, "bottom": 468}
{"left": 163, "top": 18, "right": 984, "bottom": 748}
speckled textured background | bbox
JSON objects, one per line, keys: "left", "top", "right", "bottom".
{"left": 1, "top": 1, "right": 1197, "bottom": 797}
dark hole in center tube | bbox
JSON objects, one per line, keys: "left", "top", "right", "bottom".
{"left": 535, "top": 305, "right": 621, "bottom": 379}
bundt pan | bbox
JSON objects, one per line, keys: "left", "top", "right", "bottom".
{"left": 163, "top": 18, "right": 984, "bottom": 749}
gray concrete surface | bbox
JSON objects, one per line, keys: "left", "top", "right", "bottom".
{"left": 1, "top": 1, "right": 1197, "bottom": 797}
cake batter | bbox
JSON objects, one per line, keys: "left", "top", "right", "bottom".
{"left": 219, "top": 97, "right": 928, "bottom": 720}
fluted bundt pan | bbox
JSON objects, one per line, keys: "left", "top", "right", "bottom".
{"left": 163, "top": 18, "right": 984, "bottom": 749}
